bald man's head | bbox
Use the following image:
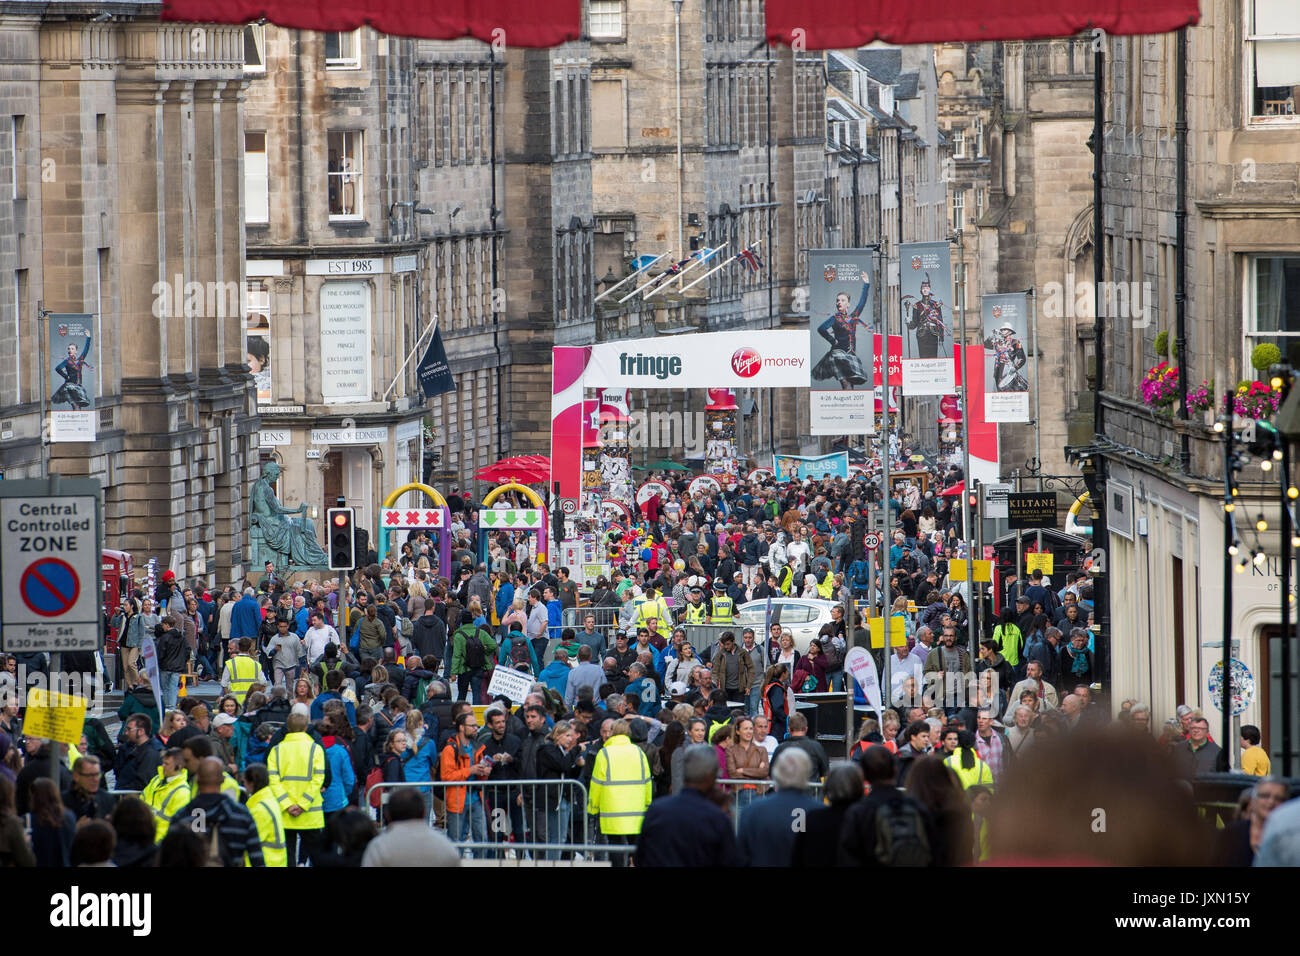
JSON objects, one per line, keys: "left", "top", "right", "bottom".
{"left": 196, "top": 756, "right": 226, "bottom": 793}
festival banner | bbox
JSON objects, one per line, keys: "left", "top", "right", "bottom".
{"left": 48, "top": 313, "right": 98, "bottom": 442}
{"left": 808, "top": 249, "right": 875, "bottom": 435}
{"left": 771, "top": 451, "right": 850, "bottom": 481}
{"left": 981, "top": 292, "right": 1031, "bottom": 422}
{"left": 899, "top": 242, "right": 956, "bottom": 394}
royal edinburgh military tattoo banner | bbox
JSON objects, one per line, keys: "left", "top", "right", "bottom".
{"left": 899, "top": 242, "right": 956, "bottom": 395}
{"left": 981, "top": 292, "right": 1031, "bottom": 423}
{"left": 808, "top": 249, "right": 875, "bottom": 436}
{"left": 47, "top": 313, "right": 98, "bottom": 443}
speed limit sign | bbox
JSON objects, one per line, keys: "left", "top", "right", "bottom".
{"left": 863, "top": 532, "right": 882, "bottom": 550}
{"left": 559, "top": 497, "right": 578, "bottom": 515}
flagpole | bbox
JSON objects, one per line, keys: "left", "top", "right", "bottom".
{"left": 383, "top": 315, "right": 439, "bottom": 400}
{"left": 617, "top": 253, "right": 682, "bottom": 304}
{"left": 643, "top": 243, "right": 730, "bottom": 299}
{"left": 594, "top": 252, "right": 670, "bottom": 303}
{"left": 674, "top": 253, "right": 739, "bottom": 295}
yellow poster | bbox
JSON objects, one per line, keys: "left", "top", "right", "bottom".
{"left": 1026, "top": 553, "right": 1054, "bottom": 574}
{"left": 949, "top": 559, "right": 967, "bottom": 581}
{"left": 973, "top": 560, "right": 993, "bottom": 583}
{"left": 868, "top": 615, "right": 907, "bottom": 648}
{"left": 24, "top": 689, "right": 87, "bottom": 747}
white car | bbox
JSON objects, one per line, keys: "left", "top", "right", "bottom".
{"left": 734, "top": 598, "right": 840, "bottom": 654}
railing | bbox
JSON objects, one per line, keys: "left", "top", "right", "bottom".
{"left": 716, "top": 778, "right": 826, "bottom": 834}
{"left": 364, "top": 778, "right": 615, "bottom": 861}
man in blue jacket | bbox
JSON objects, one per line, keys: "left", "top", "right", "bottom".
{"left": 494, "top": 572, "right": 514, "bottom": 629}
{"left": 544, "top": 585, "right": 564, "bottom": 644}
{"left": 230, "top": 588, "right": 263, "bottom": 643}
{"left": 636, "top": 744, "right": 740, "bottom": 867}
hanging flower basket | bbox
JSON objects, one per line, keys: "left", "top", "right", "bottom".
{"left": 1141, "top": 361, "right": 1180, "bottom": 410}
{"left": 1228, "top": 380, "right": 1281, "bottom": 419}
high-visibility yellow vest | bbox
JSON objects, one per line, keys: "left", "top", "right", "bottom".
{"left": 943, "top": 752, "right": 994, "bottom": 790}
{"left": 268, "top": 732, "right": 326, "bottom": 830}
{"left": 247, "top": 786, "right": 288, "bottom": 867}
{"left": 711, "top": 596, "right": 735, "bottom": 623}
{"left": 142, "top": 770, "right": 192, "bottom": 842}
{"left": 222, "top": 655, "right": 261, "bottom": 705}
{"left": 637, "top": 597, "right": 671, "bottom": 638}
{"left": 586, "top": 736, "right": 652, "bottom": 835}
{"left": 816, "top": 573, "right": 834, "bottom": 599}
{"left": 684, "top": 602, "right": 708, "bottom": 624}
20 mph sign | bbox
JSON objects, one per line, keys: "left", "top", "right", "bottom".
{"left": 0, "top": 478, "right": 103, "bottom": 652}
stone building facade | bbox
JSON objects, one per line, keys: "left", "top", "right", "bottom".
{"left": 1094, "top": 2, "right": 1300, "bottom": 763}
{"left": 0, "top": 5, "right": 258, "bottom": 585}
{"left": 586, "top": 0, "right": 829, "bottom": 460}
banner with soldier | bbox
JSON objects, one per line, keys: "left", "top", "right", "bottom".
{"left": 899, "top": 242, "right": 956, "bottom": 395}
{"left": 981, "top": 292, "right": 1031, "bottom": 422}
{"left": 808, "top": 249, "right": 875, "bottom": 436}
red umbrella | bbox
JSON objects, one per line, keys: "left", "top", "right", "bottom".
{"left": 938, "top": 481, "right": 965, "bottom": 496}
{"left": 474, "top": 463, "right": 549, "bottom": 484}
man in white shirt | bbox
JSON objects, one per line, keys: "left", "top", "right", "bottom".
{"left": 786, "top": 530, "right": 810, "bottom": 578}
{"left": 889, "top": 643, "right": 922, "bottom": 705}
{"left": 303, "top": 611, "right": 341, "bottom": 666}
{"left": 752, "top": 714, "right": 778, "bottom": 757}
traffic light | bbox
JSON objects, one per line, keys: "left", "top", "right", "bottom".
{"left": 967, "top": 491, "right": 978, "bottom": 511}
{"left": 327, "top": 507, "right": 355, "bottom": 571}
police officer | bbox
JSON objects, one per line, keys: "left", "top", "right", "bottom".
{"left": 710, "top": 580, "right": 735, "bottom": 624}
{"left": 682, "top": 587, "right": 709, "bottom": 625}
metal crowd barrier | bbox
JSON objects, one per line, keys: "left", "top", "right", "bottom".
{"left": 716, "top": 778, "right": 826, "bottom": 834}
{"left": 365, "top": 778, "right": 608, "bottom": 859}
{"left": 561, "top": 606, "right": 624, "bottom": 643}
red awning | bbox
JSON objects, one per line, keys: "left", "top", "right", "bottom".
{"left": 161, "top": 0, "right": 582, "bottom": 48}
{"left": 765, "top": 0, "right": 1199, "bottom": 48}
{"left": 474, "top": 454, "right": 553, "bottom": 485}
{"left": 938, "top": 481, "right": 965, "bottom": 496}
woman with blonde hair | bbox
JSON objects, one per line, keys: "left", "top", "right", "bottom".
{"left": 500, "top": 595, "right": 528, "bottom": 635}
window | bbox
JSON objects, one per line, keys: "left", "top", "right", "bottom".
{"left": 324, "top": 30, "right": 360, "bottom": 69}
{"left": 244, "top": 132, "right": 268, "bottom": 224}
{"left": 954, "top": 262, "right": 967, "bottom": 312}
{"left": 951, "top": 129, "right": 966, "bottom": 158}
{"left": 973, "top": 117, "right": 984, "bottom": 156}
{"left": 10, "top": 116, "right": 25, "bottom": 200}
{"left": 327, "top": 131, "right": 363, "bottom": 219}
{"left": 1246, "top": 0, "right": 1300, "bottom": 122}
{"left": 952, "top": 188, "right": 965, "bottom": 232}
{"left": 590, "top": 1, "right": 624, "bottom": 39}
{"left": 245, "top": 283, "right": 271, "bottom": 404}
{"left": 244, "top": 23, "right": 265, "bottom": 72}
{"left": 975, "top": 187, "right": 985, "bottom": 219}
{"left": 1246, "top": 256, "right": 1300, "bottom": 367}
{"left": 95, "top": 115, "right": 107, "bottom": 165}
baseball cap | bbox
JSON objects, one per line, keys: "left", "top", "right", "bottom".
{"left": 668, "top": 681, "right": 689, "bottom": 697}
{"left": 212, "top": 713, "right": 238, "bottom": 729}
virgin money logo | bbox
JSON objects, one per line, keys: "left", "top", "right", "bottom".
{"left": 731, "top": 348, "right": 762, "bottom": 377}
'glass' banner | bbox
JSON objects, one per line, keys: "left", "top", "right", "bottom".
{"left": 808, "top": 249, "right": 875, "bottom": 435}
{"left": 899, "top": 242, "right": 956, "bottom": 394}
{"left": 981, "top": 292, "right": 1031, "bottom": 422}
{"left": 772, "top": 452, "right": 850, "bottom": 481}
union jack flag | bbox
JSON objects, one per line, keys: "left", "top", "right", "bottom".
{"left": 738, "top": 246, "right": 764, "bottom": 273}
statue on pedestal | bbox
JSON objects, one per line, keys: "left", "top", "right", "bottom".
{"left": 250, "top": 461, "right": 330, "bottom": 570}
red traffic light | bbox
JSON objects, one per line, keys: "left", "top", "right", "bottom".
{"left": 333, "top": 513, "right": 349, "bottom": 526}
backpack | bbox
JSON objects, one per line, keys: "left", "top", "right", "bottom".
{"left": 822, "top": 635, "right": 845, "bottom": 670}
{"left": 873, "top": 795, "right": 933, "bottom": 867}
{"left": 462, "top": 627, "right": 487, "bottom": 671}
{"left": 365, "top": 766, "right": 385, "bottom": 808}
{"left": 509, "top": 637, "right": 532, "bottom": 670}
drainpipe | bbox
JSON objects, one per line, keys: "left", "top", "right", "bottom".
{"left": 1175, "top": 27, "right": 1189, "bottom": 473}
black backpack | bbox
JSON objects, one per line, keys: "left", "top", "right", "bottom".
{"left": 509, "top": 637, "right": 531, "bottom": 670}
{"left": 874, "top": 795, "right": 933, "bottom": 867}
{"left": 463, "top": 627, "right": 487, "bottom": 671}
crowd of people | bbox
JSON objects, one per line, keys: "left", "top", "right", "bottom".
{"left": 0, "top": 465, "right": 1292, "bottom": 868}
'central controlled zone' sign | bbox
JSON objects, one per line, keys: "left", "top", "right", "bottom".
{"left": 0, "top": 479, "right": 103, "bottom": 653}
